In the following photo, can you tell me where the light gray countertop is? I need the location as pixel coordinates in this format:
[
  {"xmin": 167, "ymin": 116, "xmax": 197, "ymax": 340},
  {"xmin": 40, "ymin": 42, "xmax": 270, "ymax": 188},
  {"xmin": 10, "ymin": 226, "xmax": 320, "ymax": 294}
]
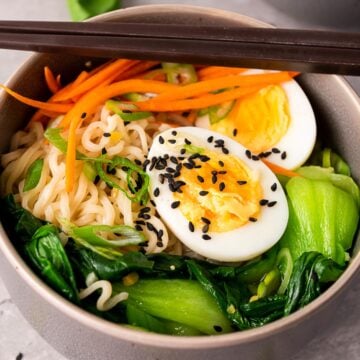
[{"xmin": 0, "ymin": 1, "xmax": 359, "ymax": 360}]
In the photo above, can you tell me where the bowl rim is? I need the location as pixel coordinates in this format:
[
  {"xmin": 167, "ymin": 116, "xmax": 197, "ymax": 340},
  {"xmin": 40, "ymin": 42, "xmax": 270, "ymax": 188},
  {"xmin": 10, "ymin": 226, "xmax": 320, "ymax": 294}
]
[{"xmin": 1, "ymin": 3, "xmax": 360, "ymax": 350}]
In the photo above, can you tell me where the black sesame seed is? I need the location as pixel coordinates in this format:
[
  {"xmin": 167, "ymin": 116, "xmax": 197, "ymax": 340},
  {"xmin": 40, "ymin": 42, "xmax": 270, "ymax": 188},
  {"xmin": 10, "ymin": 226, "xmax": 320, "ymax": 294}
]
[
  {"xmin": 135, "ymin": 220, "xmax": 145, "ymax": 225},
  {"xmin": 146, "ymin": 222, "xmax": 156, "ymax": 232},
  {"xmin": 202, "ymin": 224, "xmax": 209, "ymax": 233},
  {"xmin": 176, "ymin": 163, "xmax": 183, "ymax": 171},
  {"xmin": 268, "ymin": 201, "xmax": 277, "ymax": 207},
  {"xmin": 232, "ymin": 128, "xmax": 238, "ymax": 136},
  {"xmin": 218, "ymin": 160, "xmax": 225, "ymax": 167},
  {"xmin": 194, "ymin": 164, "xmax": 202, "ymax": 169},
  {"xmin": 149, "ymin": 157, "xmax": 157, "ymax": 171},
  {"xmin": 140, "ymin": 207, "xmax": 151, "ymax": 213},
  {"xmin": 139, "ymin": 213, "xmax": 151, "ymax": 220},
  {"xmin": 168, "ymin": 139, "xmax": 176, "ymax": 144},
  {"xmin": 222, "ymin": 147, "xmax": 230, "ymax": 154},
  {"xmin": 189, "ymin": 153, "xmax": 200, "ymax": 160},
  {"xmin": 184, "ymin": 162, "xmax": 194, "ymax": 169},
  {"xmin": 213, "ymin": 325, "xmax": 223, "ymax": 333},
  {"xmin": 166, "ymin": 167, "xmax": 176, "ymax": 173},
  {"xmin": 201, "ymin": 217, "xmax": 211, "ymax": 224},
  {"xmin": 259, "ymin": 199, "xmax": 269, "ymax": 206},
  {"xmin": 251, "ymin": 155, "xmax": 260, "ymax": 161},
  {"xmin": 271, "ymin": 183, "xmax": 277, "ymax": 192},
  {"xmin": 245, "ymin": 149, "xmax": 252, "ymax": 159},
  {"xmin": 219, "ymin": 182, "xmax": 226, "ymax": 191},
  {"xmin": 81, "ymin": 112, "xmax": 87, "ymax": 119},
  {"xmin": 153, "ymin": 187, "xmax": 160, "ymax": 197},
  {"xmin": 178, "ymin": 156, "xmax": 185, "ymax": 161},
  {"xmin": 237, "ymin": 180, "xmax": 247, "ymax": 185},
  {"xmin": 197, "ymin": 175, "xmax": 205, "ymax": 183},
  {"xmin": 174, "ymin": 180, "xmax": 186, "ymax": 189},
  {"xmin": 170, "ymin": 156, "xmax": 178, "ymax": 165},
  {"xmin": 135, "ymin": 225, "xmax": 143, "ymax": 231},
  {"xmin": 168, "ymin": 183, "xmax": 176, "ymax": 192},
  {"xmin": 272, "ymin": 147, "xmax": 281, "ymax": 154},
  {"xmin": 202, "ymin": 234, "xmax": 212, "ymax": 240},
  {"xmin": 171, "ymin": 130, "xmax": 177, "ymax": 136},
  {"xmin": 184, "ymin": 138, "xmax": 191, "ymax": 145},
  {"xmin": 101, "ymin": 148, "xmax": 107, "ymax": 155},
  {"xmin": 171, "ymin": 201, "xmax": 181, "ymax": 209},
  {"xmin": 150, "ymin": 199, "xmax": 156, "ymax": 207},
  {"xmin": 158, "ymin": 229, "xmax": 164, "ymax": 239},
  {"xmin": 281, "ymin": 151, "xmax": 287, "ymax": 160},
  {"xmin": 199, "ymin": 190, "xmax": 209, "ymax": 196},
  {"xmin": 159, "ymin": 136, "xmax": 165, "ymax": 144},
  {"xmin": 180, "ymin": 148, "xmax": 186, "ymax": 155},
  {"xmin": 207, "ymin": 136, "xmax": 214, "ymax": 143},
  {"xmin": 189, "ymin": 221, "xmax": 195, "ymax": 232},
  {"xmin": 94, "ymin": 175, "xmax": 100, "ymax": 185},
  {"xmin": 134, "ymin": 159, "xmax": 142, "ymax": 166},
  {"xmin": 103, "ymin": 132, "xmax": 111, "ymax": 137},
  {"xmin": 215, "ymin": 139, "xmax": 225, "ymax": 146},
  {"xmin": 218, "ymin": 170, "xmax": 227, "ymax": 175},
  {"xmin": 212, "ymin": 174, "xmax": 218, "ymax": 184},
  {"xmin": 163, "ymin": 154, "xmax": 169, "ymax": 160},
  {"xmin": 156, "ymin": 241, "xmax": 164, "ymax": 247},
  {"xmin": 159, "ymin": 174, "xmax": 165, "ymax": 184},
  {"xmin": 200, "ymin": 155, "xmax": 211, "ymax": 162},
  {"xmin": 249, "ymin": 217, "xmax": 258, "ymax": 222},
  {"xmin": 142, "ymin": 159, "xmax": 150, "ymax": 170}
]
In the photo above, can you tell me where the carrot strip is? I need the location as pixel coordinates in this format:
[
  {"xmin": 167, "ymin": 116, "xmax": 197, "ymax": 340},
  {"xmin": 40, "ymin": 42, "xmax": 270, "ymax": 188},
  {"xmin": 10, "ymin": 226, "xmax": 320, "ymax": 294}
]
[
  {"xmin": 135, "ymin": 85, "xmax": 262, "ymax": 112},
  {"xmin": 198, "ymin": 66, "xmax": 247, "ymax": 80},
  {"xmin": 0, "ymin": 85, "xmax": 72, "ymax": 113},
  {"xmin": 262, "ymin": 160, "xmax": 300, "ymax": 177},
  {"xmin": 187, "ymin": 110, "xmax": 197, "ymax": 124},
  {"xmin": 53, "ymin": 59, "xmax": 138, "ymax": 102},
  {"xmin": 139, "ymin": 68, "xmax": 166, "ymax": 81},
  {"xmin": 152, "ymin": 72, "xmax": 295, "ymax": 103},
  {"xmin": 114, "ymin": 61, "xmax": 159, "ymax": 81},
  {"xmin": 44, "ymin": 66, "xmax": 60, "ymax": 94}
]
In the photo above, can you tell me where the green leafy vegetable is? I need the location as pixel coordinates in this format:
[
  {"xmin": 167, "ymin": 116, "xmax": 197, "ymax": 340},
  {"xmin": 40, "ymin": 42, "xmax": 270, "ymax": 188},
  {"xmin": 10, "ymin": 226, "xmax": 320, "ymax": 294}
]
[
  {"xmin": 275, "ymin": 248, "xmax": 293, "ymax": 295},
  {"xmin": 68, "ymin": 243, "xmax": 153, "ymax": 281},
  {"xmin": 25, "ymin": 224, "xmax": 78, "ymax": 302},
  {"xmin": 67, "ymin": 0, "xmax": 121, "ymax": 21},
  {"xmin": 1, "ymin": 194, "xmax": 46, "ymax": 242},
  {"xmin": 284, "ymin": 252, "xmax": 345, "ymax": 315},
  {"xmin": 23, "ymin": 158, "xmax": 44, "ymax": 192},
  {"xmin": 280, "ymin": 176, "xmax": 359, "ymax": 264},
  {"xmin": 162, "ymin": 63, "xmax": 198, "ymax": 85},
  {"xmin": 114, "ymin": 279, "xmax": 232, "ymax": 335}
]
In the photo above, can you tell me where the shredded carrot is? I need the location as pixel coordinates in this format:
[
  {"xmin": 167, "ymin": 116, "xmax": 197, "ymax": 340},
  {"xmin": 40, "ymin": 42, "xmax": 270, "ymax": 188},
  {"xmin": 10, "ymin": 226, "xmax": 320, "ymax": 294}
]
[
  {"xmin": 262, "ymin": 160, "xmax": 300, "ymax": 177},
  {"xmin": 53, "ymin": 59, "xmax": 138, "ymax": 102},
  {"xmin": 114, "ymin": 61, "xmax": 159, "ymax": 81},
  {"xmin": 150, "ymin": 71, "xmax": 296, "ymax": 103},
  {"xmin": 0, "ymin": 85, "xmax": 72, "ymax": 113},
  {"xmin": 198, "ymin": 66, "xmax": 247, "ymax": 80},
  {"xmin": 44, "ymin": 66, "xmax": 60, "ymax": 94},
  {"xmin": 135, "ymin": 85, "xmax": 262, "ymax": 112},
  {"xmin": 187, "ymin": 110, "xmax": 198, "ymax": 124},
  {"xmin": 139, "ymin": 68, "xmax": 166, "ymax": 81}
]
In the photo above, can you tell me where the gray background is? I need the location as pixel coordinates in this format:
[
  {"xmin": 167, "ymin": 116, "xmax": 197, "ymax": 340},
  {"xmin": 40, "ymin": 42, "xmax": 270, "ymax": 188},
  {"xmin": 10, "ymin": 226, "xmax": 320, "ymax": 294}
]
[{"xmin": 0, "ymin": 1, "xmax": 359, "ymax": 359}]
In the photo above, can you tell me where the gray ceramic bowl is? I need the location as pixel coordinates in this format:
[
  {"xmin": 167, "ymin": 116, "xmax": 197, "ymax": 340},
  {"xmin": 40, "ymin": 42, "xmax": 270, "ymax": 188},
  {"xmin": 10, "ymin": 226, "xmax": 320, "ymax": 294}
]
[{"xmin": 0, "ymin": 5, "xmax": 360, "ymax": 360}]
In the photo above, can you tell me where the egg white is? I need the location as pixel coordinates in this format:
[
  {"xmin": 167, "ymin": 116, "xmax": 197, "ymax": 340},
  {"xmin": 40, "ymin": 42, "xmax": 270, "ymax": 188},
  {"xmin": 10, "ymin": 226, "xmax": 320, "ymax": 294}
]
[
  {"xmin": 146, "ymin": 127, "xmax": 289, "ymax": 262},
  {"xmin": 196, "ymin": 71, "xmax": 316, "ymax": 170}
]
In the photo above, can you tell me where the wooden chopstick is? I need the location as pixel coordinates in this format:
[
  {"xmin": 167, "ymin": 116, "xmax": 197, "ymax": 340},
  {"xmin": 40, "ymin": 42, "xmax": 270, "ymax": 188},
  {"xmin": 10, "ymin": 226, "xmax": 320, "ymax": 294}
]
[{"xmin": 0, "ymin": 21, "xmax": 359, "ymax": 75}]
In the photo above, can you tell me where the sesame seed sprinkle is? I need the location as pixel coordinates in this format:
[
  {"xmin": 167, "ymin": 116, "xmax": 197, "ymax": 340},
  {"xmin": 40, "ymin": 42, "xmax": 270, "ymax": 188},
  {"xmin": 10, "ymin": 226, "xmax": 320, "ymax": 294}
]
[
  {"xmin": 101, "ymin": 148, "xmax": 107, "ymax": 155},
  {"xmin": 159, "ymin": 136, "xmax": 165, "ymax": 144},
  {"xmin": 197, "ymin": 175, "xmax": 205, "ymax": 183},
  {"xmin": 171, "ymin": 201, "xmax": 181, "ymax": 209},
  {"xmin": 245, "ymin": 150, "xmax": 252, "ymax": 159},
  {"xmin": 232, "ymin": 128, "xmax": 238, "ymax": 136},
  {"xmin": 251, "ymin": 155, "xmax": 260, "ymax": 161},
  {"xmin": 135, "ymin": 225, "xmax": 143, "ymax": 231},
  {"xmin": 249, "ymin": 217, "xmax": 258, "ymax": 222},
  {"xmin": 207, "ymin": 136, "xmax": 214, "ymax": 143},
  {"xmin": 259, "ymin": 199, "xmax": 269, "ymax": 206},
  {"xmin": 219, "ymin": 182, "xmax": 226, "ymax": 191},
  {"xmin": 171, "ymin": 130, "xmax": 177, "ymax": 136},
  {"xmin": 202, "ymin": 234, "xmax": 212, "ymax": 240},
  {"xmin": 185, "ymin": 138, "xmax": 191, "ymax": 145},
  {"xmin": 271, "ymin": 183, "xmax": 277, "ymax": 192},
  {"xmin": 81, "ymin": 112, "xmax": 87, "ymax": 119},
  {"xmin": 272, "ymin": 147, "xmax": 281, "ymax": 154},
  {"xmin": 202, "ymin": 224, "xmax": 209, "ymax": 233},
  {"xmin": 103, "ymin": 132, "xmax": 111, "ymax": 137},
  {"xmin": 201, "ymin": 217, "xmax": 211, "ymax": 224},
  {"xmin": 281, "ymin": 151, "xmax": 287, "ymax": 160},
  {"xmin": 213, "ymin": 325, "xmax": 223, "ymax": 332},
  {"xmin": 168, "ymin": 139, "xmax": 176, "ymax": 144},
  {"xmin": 237, "ymin": 180, "xmax": 247, "ymax": 185},
  {"xmin": 268, "ymin": 201, "xmax": 277, "ymax": 207},
  {"xmin": 199, "ymin": 190, "xmax": 209, "ymax": 196},
  {"xmin": 153, "ymin": 187, "xmax": 160, "ymax": 197},
  {"xmin": 146, "ymin": 222, "xmax": 156, "ymax": 232},
  {"xmin": 218, "ymin": 160, "xmax": 225, "ymax": 167},
  {"xmin": 189, "ymin": 221, "xmax": 195, "ymax": 232},
  {"xmin": 157, "ymin": 241, "xmax": 164, "ymax": 247},
  {"xmin": 212, "ymin": 174, "xmax": 218, "ymax": 184}
]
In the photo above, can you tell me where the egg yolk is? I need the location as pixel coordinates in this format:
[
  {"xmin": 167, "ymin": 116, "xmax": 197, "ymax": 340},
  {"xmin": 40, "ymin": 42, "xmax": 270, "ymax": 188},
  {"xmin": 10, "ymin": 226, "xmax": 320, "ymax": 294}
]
[
  {"xmin": 174, "ymin": 150, "xmax": 263, "ymax": 232},
  {"xmin": 211, "ymin": 85, "xmax": 290, "ymax": 154}
]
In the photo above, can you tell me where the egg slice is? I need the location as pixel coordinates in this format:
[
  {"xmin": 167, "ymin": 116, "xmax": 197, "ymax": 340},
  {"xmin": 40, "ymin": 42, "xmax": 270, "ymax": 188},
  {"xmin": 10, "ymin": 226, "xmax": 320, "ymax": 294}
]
[
  {"xmin": 146, "ymin": 127, "xmax": 289, "ymax": 262},
  {"xmin": 195, "ymin": 72, "xmax": 316, "ymax": 170}
]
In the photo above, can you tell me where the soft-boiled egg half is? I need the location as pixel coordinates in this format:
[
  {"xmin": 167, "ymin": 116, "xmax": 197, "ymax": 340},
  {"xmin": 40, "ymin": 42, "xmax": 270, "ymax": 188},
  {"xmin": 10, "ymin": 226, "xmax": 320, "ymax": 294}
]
[
  {"xmin": 195, "ymin": 71, "xmax": 316, "ymax": 170},
  {"xmin": 146, "ymin": 127, "xmax": 289, "ymax": 262}
]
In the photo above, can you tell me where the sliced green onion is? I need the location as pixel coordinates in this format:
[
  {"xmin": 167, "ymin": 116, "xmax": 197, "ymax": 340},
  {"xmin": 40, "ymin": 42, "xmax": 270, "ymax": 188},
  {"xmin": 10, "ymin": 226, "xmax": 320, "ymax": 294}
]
[
  {"xmin": 123, "ymin": 93, "xmax": 149, "ymax": 102},
  {"xmin": 162, "ymin": 63, "xmax": 197, "ymax": 85},
  {"xmin": 184, "ymin": 144, "xmax": 205, "ymax": 155},
  {"xmin": 208, "ymin": 100, "xmax": 235, "ymax": 125},
  {"xmin": 106, "ymin": 100, "xmax": 152, "ymax": 122},
  {"xmin": 71, "ymin": 224, "xmax": 146, "ymax": 248},
  {"xmin": 256, "ymin": 268, "xmax": 281, "ymax": 299},
  {"xmin": 23, "ymin": 158, "xmax": 44, "ymax": 192},
  {"xmin": 276, "ymin": 248, "xmax": 293, "ymax": 295}
]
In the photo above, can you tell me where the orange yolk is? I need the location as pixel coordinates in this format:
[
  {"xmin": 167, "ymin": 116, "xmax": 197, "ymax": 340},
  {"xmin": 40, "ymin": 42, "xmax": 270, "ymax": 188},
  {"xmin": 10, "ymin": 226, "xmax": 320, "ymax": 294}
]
[
  {"xmin": 174, "ymin": 150, "xmax": 263, "ymax": 232},
  {"xmin": 211, "ymin": 85, "xmax": 290, "ymax": 154}
]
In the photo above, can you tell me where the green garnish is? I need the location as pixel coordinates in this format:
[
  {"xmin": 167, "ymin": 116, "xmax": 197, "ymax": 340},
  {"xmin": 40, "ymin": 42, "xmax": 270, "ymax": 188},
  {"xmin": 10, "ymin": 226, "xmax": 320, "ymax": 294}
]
[{"xmin": 23, "ymin": 158, "xmax": 44, "ymax": 192}]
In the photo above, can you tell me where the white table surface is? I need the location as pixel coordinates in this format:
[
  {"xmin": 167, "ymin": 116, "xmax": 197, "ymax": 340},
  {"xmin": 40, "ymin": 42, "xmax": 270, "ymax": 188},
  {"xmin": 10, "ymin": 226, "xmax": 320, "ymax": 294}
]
[{"xmin": 0, "ymin": 1, "xmax": 359, "ymax": 360}]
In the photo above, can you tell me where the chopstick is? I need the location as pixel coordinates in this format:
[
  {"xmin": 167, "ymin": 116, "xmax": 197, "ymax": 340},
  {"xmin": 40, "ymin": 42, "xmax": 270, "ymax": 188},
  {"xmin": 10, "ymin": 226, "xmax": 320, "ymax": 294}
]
[{"xmin": 0, "ymin": 21, "xmax": 359, "ymax": 75}]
